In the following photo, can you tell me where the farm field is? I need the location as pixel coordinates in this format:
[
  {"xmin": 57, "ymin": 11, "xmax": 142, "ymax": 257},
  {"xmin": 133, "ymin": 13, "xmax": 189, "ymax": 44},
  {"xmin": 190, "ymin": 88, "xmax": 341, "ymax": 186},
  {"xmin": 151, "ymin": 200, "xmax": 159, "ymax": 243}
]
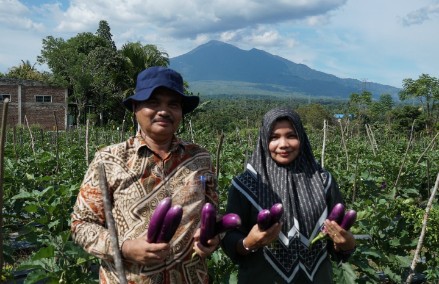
[{"xmin": 1, "ymin": 98, "xmax": 438, "ymax": 284}]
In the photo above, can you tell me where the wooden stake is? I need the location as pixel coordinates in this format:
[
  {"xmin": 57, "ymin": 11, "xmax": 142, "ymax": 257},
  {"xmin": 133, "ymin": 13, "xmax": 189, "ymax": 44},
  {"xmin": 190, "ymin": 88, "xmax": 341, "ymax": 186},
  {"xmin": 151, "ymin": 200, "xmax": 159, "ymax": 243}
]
[
  {"xmin": 321, "ymin": 119, "xmax": 327, "ymax": 168},
  {"xmin": 405, "ymin": 172, "xmax": 439, "ymax": 284},
  {"xmin": 98, "ymin": 162, "xmax": 128, "ymax": 284},
  {"xmin": 216, "ymin": 132, "xmax": 225, "ymax": 178},
  {"xmin": 24, "ymin": 115, "xmax": 35, "ymax": 155},
  {"xmin": 0, "ymin": 98, "xmax": 10, "ymax": 279}
]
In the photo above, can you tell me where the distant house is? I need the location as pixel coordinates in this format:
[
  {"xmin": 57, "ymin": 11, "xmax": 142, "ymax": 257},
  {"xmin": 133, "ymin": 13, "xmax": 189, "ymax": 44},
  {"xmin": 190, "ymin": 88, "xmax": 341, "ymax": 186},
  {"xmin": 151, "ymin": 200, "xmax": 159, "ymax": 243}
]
[{"xmin": 0, "ymin": 78, "xmax": 68, "ymax": 130}]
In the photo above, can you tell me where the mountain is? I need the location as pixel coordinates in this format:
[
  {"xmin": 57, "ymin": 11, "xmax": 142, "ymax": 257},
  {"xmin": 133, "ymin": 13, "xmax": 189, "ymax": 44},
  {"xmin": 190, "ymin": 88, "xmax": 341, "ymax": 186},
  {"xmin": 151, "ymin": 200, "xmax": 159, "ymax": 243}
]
[{"xmin": 170, "ymin": 40, "xmax": 400, "ymax": 99}]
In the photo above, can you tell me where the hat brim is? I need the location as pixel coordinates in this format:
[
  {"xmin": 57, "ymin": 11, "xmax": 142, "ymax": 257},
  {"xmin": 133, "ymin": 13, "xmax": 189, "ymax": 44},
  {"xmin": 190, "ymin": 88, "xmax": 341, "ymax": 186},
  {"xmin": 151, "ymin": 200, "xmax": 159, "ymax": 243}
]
[{"xmin": 123, "ymin": 87, "xmax": 200, "ymax": 114}]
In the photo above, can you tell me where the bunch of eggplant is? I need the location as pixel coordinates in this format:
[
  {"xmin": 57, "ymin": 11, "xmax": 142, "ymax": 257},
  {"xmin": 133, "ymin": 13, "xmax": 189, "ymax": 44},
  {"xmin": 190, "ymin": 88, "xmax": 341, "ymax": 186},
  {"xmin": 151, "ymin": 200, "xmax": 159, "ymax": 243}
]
[
  {"xmin": 310, "ymin": 203, "xmax": 357, "ymax": 245},
  {"xmin": 147, "ymin": 197, "xmax": 183, "ymax": 243},
  {"xmin": 257, "ymin": 203, "xmax": 284, "ymax": 230},
  {"xmin": 200, "ymin": 203, "xmax": 242, "ymax": 246}
]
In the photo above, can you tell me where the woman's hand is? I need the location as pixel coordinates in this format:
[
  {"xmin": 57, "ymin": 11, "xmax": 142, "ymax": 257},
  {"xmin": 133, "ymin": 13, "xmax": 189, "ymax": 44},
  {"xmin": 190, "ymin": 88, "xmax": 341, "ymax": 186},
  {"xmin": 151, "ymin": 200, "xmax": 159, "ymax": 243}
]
[
  {"xmin": 121, "ymin": 236, "xmax": 171, "ymax": 265},
  {"xmin": 324, "ymin": 219, "xmax": 356, "ymax": 252},
  {"xmin": 239, "ymin": 222, "xmax": 282, "ymax": 254},
  {"xmin": 192, "ymin": 228, "xmax": 220, "ymax": 258}
]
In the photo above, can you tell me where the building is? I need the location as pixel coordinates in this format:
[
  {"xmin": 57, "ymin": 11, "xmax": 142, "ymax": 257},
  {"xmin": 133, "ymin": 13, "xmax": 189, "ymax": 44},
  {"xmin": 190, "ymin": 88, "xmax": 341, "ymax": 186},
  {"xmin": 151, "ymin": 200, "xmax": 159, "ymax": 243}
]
[{"xmin": 0, "ymin": 78, "xmax": 68, "ymax": 130}]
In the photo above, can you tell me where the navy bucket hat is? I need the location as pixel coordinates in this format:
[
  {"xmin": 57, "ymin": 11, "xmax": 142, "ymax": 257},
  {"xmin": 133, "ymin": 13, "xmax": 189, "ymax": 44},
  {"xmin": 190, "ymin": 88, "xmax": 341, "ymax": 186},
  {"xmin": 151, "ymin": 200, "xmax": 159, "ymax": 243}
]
[{"xmin": 123, "ymin": 66, "xmax": 199, "ymax": 114}]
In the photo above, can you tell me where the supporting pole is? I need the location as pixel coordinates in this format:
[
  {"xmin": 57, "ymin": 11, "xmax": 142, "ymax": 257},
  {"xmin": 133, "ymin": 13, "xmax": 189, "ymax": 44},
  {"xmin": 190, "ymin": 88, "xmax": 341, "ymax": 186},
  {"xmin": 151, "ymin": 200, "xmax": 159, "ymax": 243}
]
[
  {"xmin": 98, "ymin": 163, "xmax": 128, "ymax": 284},
  {"xmin": 0, "ymin": 98, "xmax": 10, "ymax": 279}
]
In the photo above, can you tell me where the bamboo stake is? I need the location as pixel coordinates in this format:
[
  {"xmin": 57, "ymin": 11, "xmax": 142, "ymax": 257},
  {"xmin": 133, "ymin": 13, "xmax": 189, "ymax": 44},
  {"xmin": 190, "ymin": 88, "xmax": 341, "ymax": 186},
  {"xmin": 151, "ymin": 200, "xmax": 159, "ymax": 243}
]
[
  {"xmin": 189, "ymin": 119, "xmax": 195, "ymax": 143},
  {"xmin": 12, "ymin": 126, "xmax": 17, "ymax": 159},
  {"xmin": 120, "ymin": 118, "xmax": 126, "ymax": 143},
  {"xmin": 53, "ymin": 111, "xmax": 59, "ymax": 173},
  {"xmin": 98, "ymin": 162, "xmax": 128, "ymax": 284},
  {"xmin": 24, "ymin": 115, "xmax": 35, "ymax": 155},
  {"xmin": 365, "ymin": 124, "xmax": 376, "ymax": 156},
  {"xmin": 321, "ymin": 119, "xmax": 327, "ymax": 168},
  {"xmin": 86, "ymin": 119, "xmax": 90, "ymax": 165},
  {"xmin": 393, "ymin": 121, "xmax": 415, "ymax": 198},
  {"xmin": 415, "ymin": 131, "xmax": 439, "ymax": 166},
  {"xmin": 216, "ymin": 132, "xmax": 225, "ymax": 178},
  {"xmin": 405, "ymin": 172, "xmax": 439, "ymax": 284},
  {"xmin": 368, "ymin": 124, "xmax": 378, "ymax": 151},
  {"xmin": 338, "ymin": 120, "xmax": 349, "ymax": 171},
  {"xmin": 0, "ymin": 98, "xmax": 10, "ymax": 279}
]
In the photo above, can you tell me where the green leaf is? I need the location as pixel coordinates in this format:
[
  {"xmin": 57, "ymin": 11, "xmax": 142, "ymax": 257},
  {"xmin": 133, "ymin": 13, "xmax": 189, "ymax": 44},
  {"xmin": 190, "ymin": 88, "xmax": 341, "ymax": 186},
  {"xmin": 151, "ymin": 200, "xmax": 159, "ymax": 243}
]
[
  {"xmin": 333, "ymin": 262, "xmax": 357, "ymax": 284},
  {"xmin": 395, "ymin": 255, "xmax": 412, "ymax": 267},
  {"xmin": 26, "ymin": 173, "xmax": 35, "ymax": 180},
  {"xmin": 24, "ymin": 204, "xmax": 39, "ymax": 213},
  {"xmin": 23, "ymin": 269, "xmax": 49, "ymax": 284},
  {"xmin": 31, "ymin": 246, "xmax": 55, "ymax": 260}
]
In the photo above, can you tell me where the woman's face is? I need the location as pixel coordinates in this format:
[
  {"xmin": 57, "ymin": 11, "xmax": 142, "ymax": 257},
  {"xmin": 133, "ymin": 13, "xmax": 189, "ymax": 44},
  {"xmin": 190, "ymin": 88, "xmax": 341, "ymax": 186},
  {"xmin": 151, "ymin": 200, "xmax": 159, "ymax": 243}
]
[{"xmin": 268, "ymin": 119, "xmax": 301, "ymax": 165}]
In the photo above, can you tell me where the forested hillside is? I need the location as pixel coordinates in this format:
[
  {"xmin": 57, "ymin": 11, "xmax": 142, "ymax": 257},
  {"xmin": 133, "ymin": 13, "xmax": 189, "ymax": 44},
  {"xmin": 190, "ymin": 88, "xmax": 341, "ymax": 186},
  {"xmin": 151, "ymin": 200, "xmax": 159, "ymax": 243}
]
[{"xmin": 170, "ymin": 40, "xmax": 401, "ymax": 99}]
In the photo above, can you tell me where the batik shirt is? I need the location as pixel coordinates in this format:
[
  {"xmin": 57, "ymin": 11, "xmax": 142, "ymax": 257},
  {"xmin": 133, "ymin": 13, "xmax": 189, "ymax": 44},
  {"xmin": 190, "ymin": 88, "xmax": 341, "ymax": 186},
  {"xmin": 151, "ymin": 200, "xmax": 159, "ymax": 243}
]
[{"xmin": 71, "ymin": 132, "xmax": 218, "ymax": 284}]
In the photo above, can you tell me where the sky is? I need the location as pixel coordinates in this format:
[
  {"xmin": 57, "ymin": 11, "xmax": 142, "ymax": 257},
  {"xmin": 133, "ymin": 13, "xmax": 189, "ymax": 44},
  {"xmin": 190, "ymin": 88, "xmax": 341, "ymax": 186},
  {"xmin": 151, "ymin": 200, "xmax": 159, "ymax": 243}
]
[{"xmin": 1, "ymin": 0, "xmax": 438, "ymax": 88}]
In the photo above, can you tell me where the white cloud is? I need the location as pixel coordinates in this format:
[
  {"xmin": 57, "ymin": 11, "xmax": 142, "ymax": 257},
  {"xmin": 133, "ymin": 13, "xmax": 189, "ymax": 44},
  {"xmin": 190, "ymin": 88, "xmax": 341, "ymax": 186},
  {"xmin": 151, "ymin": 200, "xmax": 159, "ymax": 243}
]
[
  {"xmin": 0, "ymin": 0, "xmax": 44, "ymax": 30},
  {"xmin": 402, "ymin": 2, "xmax": 439, "ymax": 26},
  {"xmin": 1, "ymin": 0, "xmax": 438, "ymax": 88}
]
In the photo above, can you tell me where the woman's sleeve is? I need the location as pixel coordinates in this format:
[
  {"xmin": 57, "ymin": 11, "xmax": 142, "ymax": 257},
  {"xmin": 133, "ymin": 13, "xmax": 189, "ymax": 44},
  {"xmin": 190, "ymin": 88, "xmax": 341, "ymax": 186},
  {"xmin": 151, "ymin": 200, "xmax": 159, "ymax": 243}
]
[{"xmin": 220, "ymin": 184, "xmax": 253, "ymax": 263}]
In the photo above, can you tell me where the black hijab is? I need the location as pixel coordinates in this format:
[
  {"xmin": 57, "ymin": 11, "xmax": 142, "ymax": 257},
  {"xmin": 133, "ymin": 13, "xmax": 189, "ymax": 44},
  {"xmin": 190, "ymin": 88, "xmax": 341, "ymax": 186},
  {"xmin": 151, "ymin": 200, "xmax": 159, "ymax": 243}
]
[
  {"xmin": 250, "ymin": 107, "xmax": 327, "ymax": 238},
  {"xmin": 233, "ymin": 107, "xmax": 332, "ymax": 282}
]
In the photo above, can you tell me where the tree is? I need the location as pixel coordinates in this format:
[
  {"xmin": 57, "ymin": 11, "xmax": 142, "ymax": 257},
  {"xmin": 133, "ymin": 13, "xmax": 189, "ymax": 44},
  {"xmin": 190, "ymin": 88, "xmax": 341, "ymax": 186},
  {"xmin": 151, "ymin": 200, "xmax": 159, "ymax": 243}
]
[
  {"xmin": 38, "ymin": 22, "xmax": 126, "ymax": 125},
  {"xmin": 96, "ymin": 20, "xmax": 116, "ymax": 51},
  {"xmin": 296, "ymin": 104, "xmax": 333, "ymax": 130},
  {"xmin": 389, "ymin": 105, "xmax": 426, "ymax": 135},
  {"xmin": 370, "ymin": 93, "xmax": 394, "ymax": 124},
  {"xmin": 37, "ymin": 20, "xmax": 171, "ymax": 126},
  {"xmin": 86, "ymin": 46, "xmax": 127, "ymax": 125},
  {"xmin": 349, "ymin": 91, "xmax": 372, "ymax": 123},
  {"xmin": 120, "ymin": 42, "xmax": 169, "ymax": 97},
  {"xmin": 5, "ymin": 60, "xmax": 51, "ymax": 82},
  {"xmin": 399, "ymin": 74, "xmax": 439, "ymax": 130}
]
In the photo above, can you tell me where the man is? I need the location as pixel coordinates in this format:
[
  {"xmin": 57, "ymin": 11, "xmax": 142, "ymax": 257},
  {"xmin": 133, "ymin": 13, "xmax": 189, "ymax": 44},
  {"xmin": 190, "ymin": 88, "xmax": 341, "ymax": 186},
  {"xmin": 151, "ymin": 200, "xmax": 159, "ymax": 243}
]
[{"xmin": 71, "ymin": 66, "xmax": 219, "ymax": 283}]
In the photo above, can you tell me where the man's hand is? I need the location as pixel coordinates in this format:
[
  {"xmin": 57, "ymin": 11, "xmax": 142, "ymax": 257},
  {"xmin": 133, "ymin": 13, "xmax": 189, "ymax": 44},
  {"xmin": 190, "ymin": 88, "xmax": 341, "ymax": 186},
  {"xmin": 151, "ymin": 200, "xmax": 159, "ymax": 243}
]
[{"xmin": 121, "ymin": 236, "xmax": 171, "ymax": 265}]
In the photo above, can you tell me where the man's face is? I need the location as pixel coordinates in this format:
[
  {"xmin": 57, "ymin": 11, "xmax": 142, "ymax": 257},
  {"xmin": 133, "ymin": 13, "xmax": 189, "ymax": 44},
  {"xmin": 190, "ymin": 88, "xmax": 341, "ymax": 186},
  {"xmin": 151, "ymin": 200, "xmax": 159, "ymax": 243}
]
[{"xmin": 134, "ymin": 88, "xmax": 183, "ymax": 141}]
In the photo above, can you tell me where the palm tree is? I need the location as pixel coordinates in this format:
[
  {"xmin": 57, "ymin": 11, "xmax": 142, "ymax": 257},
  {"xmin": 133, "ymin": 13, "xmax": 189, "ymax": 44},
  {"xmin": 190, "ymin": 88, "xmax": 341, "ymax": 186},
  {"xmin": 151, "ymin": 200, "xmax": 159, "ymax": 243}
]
[
  {"xmin": 120, "ymin": 42, "xmax": 169, "ymax": 97},
  {"xmin": 6, "ymin": 60, "xmax": 49, "ymax": 81}
]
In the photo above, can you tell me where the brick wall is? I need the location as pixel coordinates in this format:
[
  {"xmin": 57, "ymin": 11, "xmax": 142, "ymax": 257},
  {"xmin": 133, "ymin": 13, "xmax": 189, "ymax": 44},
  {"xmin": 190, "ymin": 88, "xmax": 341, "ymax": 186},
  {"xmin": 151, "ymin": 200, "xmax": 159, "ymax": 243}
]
[{"xmin": 0, "ymin": 79, "xmax": 68, "ymax": 131}]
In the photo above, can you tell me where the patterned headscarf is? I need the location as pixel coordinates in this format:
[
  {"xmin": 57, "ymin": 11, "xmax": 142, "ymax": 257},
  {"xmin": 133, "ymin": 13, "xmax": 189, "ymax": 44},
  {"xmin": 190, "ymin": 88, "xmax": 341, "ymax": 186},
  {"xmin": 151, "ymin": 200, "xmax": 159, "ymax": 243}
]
[{"xmin": 233, "ymin": 107, "xmax": 331, "ymax": 282}]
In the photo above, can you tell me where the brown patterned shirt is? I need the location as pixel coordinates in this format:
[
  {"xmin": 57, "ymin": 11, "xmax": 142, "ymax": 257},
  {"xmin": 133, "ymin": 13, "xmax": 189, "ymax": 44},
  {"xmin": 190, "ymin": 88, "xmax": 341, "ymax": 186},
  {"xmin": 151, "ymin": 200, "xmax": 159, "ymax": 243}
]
[{"xmin": 71, "ymin": 132, "xmax": 218, "ymax": 283}]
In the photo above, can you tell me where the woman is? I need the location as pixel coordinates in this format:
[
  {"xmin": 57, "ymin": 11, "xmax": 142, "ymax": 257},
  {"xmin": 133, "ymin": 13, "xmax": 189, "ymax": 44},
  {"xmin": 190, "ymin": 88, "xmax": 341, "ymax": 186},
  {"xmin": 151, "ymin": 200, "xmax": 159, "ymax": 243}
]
[{"xmin": 221, "ymin": 107, "xmax": 356, "ymax": 283}]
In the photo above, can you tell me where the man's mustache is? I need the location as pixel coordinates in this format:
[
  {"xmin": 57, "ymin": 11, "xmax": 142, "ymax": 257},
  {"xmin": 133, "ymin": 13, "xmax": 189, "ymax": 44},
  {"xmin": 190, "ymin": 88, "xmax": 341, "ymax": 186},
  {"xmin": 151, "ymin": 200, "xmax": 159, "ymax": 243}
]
[{"xmin": 153, "ymin": 117, "xmax": 174, "ymax": 124}]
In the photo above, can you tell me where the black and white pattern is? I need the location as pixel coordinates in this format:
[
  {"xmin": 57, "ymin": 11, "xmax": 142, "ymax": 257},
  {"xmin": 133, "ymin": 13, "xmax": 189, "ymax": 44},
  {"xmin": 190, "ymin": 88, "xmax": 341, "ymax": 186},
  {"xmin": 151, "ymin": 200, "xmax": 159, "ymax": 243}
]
[{"xmin": 233, "ymin": 107, "xmax": 333, "ymax": 282}]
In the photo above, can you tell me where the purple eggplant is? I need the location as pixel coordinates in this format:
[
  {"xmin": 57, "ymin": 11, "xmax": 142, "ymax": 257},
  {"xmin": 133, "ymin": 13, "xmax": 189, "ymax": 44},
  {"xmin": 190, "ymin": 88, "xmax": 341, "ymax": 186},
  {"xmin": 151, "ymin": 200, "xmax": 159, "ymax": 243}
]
[
  {"xmin": 214, "ymin": 213, "xmax": 242, "ymax": 234},
  {"xmin": 200, "ymin": 203, "xmax": 216, "ymax": 246},
  {"xmin": 269, "ymin": 203, "xmax": 284, "ymax": 225},
  {"xmin": 311, "ymin": 206, "xmax": 357, "ymax": 246},
  {"xmin": 156, "ymin": 205, "xmax": 183, "ymax": 243},
  {"xmin": 328, "ymin": 203, "xmax": 345, "ymax": 224},
  {"xmin": 340, "ymin": 209, "xmax": 357, "ymax": 231},
  {"xmin": 147, "ymin": 197, "xmax": 172, "ymax": 243},
  {"xmin": 257, "ymin": 209, "xmax": 272, "ymax": 231}
]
